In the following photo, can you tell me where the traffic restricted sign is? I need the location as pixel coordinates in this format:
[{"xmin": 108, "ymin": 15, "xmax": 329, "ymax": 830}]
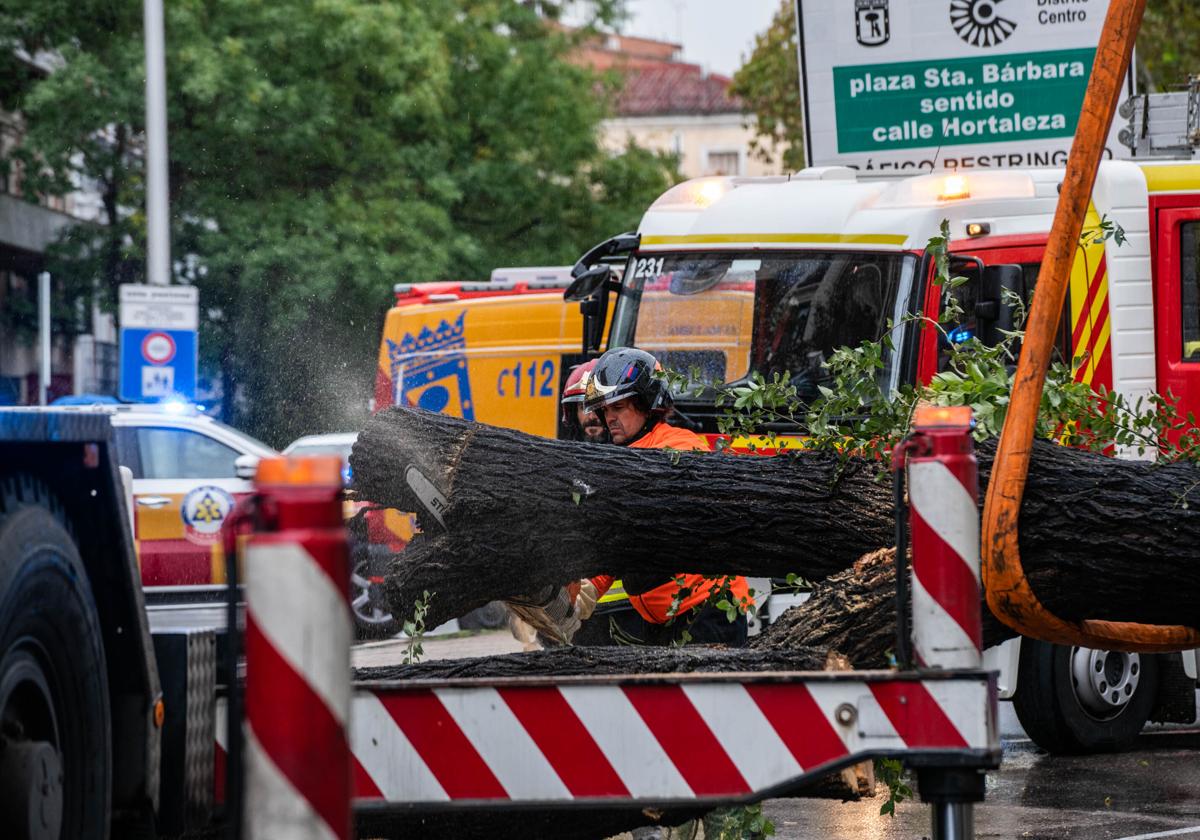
[
  {"xmin": 119, "ymin": 284, "xmax": 199, "ymax": 402},
  {"xmin": 141, "ymin": 331, "xmax": 177, "ymax": 365}
]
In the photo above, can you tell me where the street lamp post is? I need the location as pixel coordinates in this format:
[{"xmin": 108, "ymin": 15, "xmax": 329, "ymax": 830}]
[{"xmin": 143, "ymin": 0, "xmax": 170, "ymax": 286}]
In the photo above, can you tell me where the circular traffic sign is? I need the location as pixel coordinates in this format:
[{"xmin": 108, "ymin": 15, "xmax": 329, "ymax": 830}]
[{"xmin": 141, "ymin": 331, "xmax": 177, "ymax": 365}]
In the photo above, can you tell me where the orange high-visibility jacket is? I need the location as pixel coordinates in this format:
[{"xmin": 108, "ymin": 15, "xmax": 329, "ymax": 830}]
[{"xmin": 593, "ymin": 421, "xmax": 751, "ymax": 624}]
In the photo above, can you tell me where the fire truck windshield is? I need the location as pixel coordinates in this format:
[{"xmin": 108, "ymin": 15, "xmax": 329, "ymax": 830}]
[{"xmin": 609, "ymin": 251, "xmax": 916, "ymax": 402}]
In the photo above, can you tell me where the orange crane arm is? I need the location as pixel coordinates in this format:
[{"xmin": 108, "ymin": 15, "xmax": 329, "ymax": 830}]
[{"xmin": 980, "ymin": 0, "xmax": 1200, "ymax": 653}]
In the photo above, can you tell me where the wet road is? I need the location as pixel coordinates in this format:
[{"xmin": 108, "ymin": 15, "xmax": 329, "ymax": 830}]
[{"xmin": 764, "ymin": 730, "xmax": 1200, "ymax": 840}]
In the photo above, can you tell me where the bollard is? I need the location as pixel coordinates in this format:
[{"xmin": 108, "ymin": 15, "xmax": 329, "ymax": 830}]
[
  {"xmin": 901, "ymin": 406, "xmax": 987, "ymax": 840},
  {"xmin": 906, "ymin": 405, "xmax": 982, "ymax": 670},
  {"xmin": 242, "ymin": 456, "xmax": 351, "ymax": 840}
]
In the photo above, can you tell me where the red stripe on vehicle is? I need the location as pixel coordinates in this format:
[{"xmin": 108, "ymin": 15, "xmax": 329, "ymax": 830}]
[
  {"xmin": 1071, "ymin": 257, "xmax": 1108, "ymax": 349},
  {"xmin": 908, "ymin": 508, "xmax": 983, "ymax": 649},
  {"xmin": 745, "ymin": 684, "xmax": 849, "ymax": 769},
  {"xmin": 1092, "ymin": 337, "xmax": 1114, "ymax": 392},
  {"xmin": 623, "ymin": 685, "xmax": 750, "ymax": 796},
  {"xmin": 869, "ymin": 682, "xmax": 968, "ymax": 748},
  {"xmin": 376, "ymin": 690, "xmax": 507, "ymax": 799},
  {"xmin": 139, "ymin": 543, "xmax": 214, "ymax": 585},
  {"xmin": 498, "ymin": 686, "xmax": 629, "ymax": 798},
  {"xmin": 244, "ymin": 616, "xmax": 350, "ymax": 838}
]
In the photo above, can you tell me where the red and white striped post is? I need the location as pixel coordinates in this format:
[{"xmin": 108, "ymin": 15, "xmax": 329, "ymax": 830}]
[
  {"xmin": 243, "ymin": 456, "xmax": 352, "ymax": 840},
  {"xmin": 906, "ymin": 406, "xmax": 982, "ymax": 670}
]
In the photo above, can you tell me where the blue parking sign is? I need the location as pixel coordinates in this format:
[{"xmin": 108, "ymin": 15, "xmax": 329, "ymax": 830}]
[{"xmin": 119, "ymin": 327, "xmax": 198, "ymax": 402}]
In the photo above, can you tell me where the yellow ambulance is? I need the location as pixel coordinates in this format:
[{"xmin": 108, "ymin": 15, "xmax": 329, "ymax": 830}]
[{"xmin": 374, "ymin": 267, "xmax": 595, "ymax": 437}]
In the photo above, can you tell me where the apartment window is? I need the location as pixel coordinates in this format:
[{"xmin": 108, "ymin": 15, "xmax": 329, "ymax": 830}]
[{"xmin": 706, "ymin": 150, "xmax": 741, "ymax": 176}]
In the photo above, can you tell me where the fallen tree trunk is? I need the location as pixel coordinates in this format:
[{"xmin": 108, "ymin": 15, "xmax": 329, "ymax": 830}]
[
  {"xmin": 351, "ymin": 407, "xmax": 1200, "ymax": 633},
  {"xmin": 751, "ymin": 548, "xmax": 1016, "ymax": 668},
  {"xmin": 351, "ymin": 407, "xmax": 893, "ymax": 626},
  {"xmin": 355, "ymin": 645, "xmax": 835, "ymax": 682}
]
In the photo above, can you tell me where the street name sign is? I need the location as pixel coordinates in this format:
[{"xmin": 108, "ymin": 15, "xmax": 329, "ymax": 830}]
[
  {"xmin": 796, "ymin": 0, "xmax": 1133, "ymax": 172},
  {"xmin": 119, "ymin": 284, "xmax": 199, "ymax": 402}
]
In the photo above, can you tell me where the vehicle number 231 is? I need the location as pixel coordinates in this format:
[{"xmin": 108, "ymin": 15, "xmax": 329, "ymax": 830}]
[
  {"xmin": 632, "ymin": 257, "xmax": 665, "ymax": 279},
  {"xmin": 497, "ymin": 359, "xmax": 555, "ymax": 398}
]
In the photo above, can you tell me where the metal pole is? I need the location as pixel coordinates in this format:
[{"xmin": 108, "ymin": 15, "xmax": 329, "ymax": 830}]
[
  {"xmin": 38, "ymin": 271, "xmax": 51, "ymax": 405},
  {"xmin": 930, "ymin": 801, "xmax": 975, "ymax": 840},
  {"xmin": 143, "ymin": 0, "xmax": 171, "ymax": 286}
]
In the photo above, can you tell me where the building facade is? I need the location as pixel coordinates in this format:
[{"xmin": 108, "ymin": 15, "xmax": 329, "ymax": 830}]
[
  {"xmin": 0, "ymin": 103, "xmax": 114, "ymax": 405},
  {"xmin": 575, "ymin": 32, "xmax": 778, "ymax": 179}
]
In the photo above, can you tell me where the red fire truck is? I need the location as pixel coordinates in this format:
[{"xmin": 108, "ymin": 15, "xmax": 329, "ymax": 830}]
[{"xmin": 563, "ymin": 135, "xmax": 1200, "ymax": 753}]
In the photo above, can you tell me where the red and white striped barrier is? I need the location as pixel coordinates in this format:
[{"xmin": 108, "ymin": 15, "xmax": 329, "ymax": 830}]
[
  {"xmin": 242, "ymin": 457, "xmax": 352, "ymax": 840},
  {"xmin": 906, "ymin": 407, "xmax": 983, "ymax": 670},
  {"xmin": 219, "ymin": 674, "xmax": 993, "ymax": 805},
  {"xmin": 348, "ymin": 677, "xmax": 990, "ymax": 802}
]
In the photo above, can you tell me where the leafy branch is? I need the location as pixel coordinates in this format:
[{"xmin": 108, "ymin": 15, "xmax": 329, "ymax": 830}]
[{"xmin": 402, "ymin": 589, "xmax": 434, "ymax": 664}]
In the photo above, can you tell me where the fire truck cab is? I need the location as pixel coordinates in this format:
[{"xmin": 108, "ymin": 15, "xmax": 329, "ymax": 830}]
[{"xmin": 569, "ymin": 157, "xmax": 1200, "ymax": 754}]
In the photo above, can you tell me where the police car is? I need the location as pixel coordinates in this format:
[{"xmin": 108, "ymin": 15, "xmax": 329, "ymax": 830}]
[{"xmin": 55, "ymin": 402, "xmax": 277, "ymax": 588}]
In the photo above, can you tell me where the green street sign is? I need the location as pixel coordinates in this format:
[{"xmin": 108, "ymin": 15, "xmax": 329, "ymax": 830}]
[{"xmin": 833, "ymin": 48, "xmax": 1092, "ymax": 153}]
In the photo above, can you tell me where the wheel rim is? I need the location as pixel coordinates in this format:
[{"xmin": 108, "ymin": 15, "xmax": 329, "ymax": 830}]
[
  {"xmin": 0, "ymin": 645, "xmax": 65, "ymax": 840},
  {"xmin": 1070, "ymin": 646, "xmax": 1141, "ymax": 719},
  {"xmin": 350, "ymin": 562, "xmax": 394, "ymax": 628}
]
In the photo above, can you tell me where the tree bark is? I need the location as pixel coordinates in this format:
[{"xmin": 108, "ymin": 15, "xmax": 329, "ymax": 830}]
[
  {"xmin": 355, "ymin": 645, "xmax": 835, "ymax": 682},
  {"xmin": 750, "ymin": 548, "xmax": 1015, "ymax": 668},
  {"xmin": 350, "ymin": 407, "xmax": 1200, "ymax": 635}
]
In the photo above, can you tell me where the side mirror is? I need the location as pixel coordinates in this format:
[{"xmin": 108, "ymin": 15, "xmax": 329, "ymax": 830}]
[
  {"xmin": 564, "ymin": 265, "xmax": 610, "ymax": 302},
  {"xmin": 566, "ymin": 232, "xmax": 641, "ymax": 356},
  {"xmin": 235, "ymin": 454, "xmax": 260, "ymax": 481},
  {"xmin": 570, "ymin": 231, "xmax": 640, "ymax": 279}
]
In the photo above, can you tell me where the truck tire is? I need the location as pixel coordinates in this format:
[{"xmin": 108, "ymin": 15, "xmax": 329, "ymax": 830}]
[
  {"xmin": 0, "ymin": 478, "xmax": 111, "ymax": 839},
  {"xmin": 1013, "ymin": 638, "xmax": 1158, "ymax": 755}
]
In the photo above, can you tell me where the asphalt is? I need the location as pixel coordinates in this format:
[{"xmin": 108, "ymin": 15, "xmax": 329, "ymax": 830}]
[{"xmin": 763, "ymin": 731, "xmax": 1200, "ymax": 840}]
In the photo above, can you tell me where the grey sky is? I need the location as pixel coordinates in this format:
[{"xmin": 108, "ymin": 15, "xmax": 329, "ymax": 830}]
[{"xmin": 620, "ymin": 0, "xmax": 780, "ymax": 77}]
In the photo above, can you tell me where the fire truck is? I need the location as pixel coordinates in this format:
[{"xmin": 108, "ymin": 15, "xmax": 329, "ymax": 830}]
[{"xmin": 564, "ymin": 134, "xmax": 1200, "ymax": 753}]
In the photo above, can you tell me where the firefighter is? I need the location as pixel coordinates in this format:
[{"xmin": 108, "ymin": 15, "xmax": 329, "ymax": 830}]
[
  {"xmin": 559, "ymin": 358, "xmax": 634, "ymax": 644},
  {"xmin": 583, "ymin": 346, "xmax": 751, "ymax": 646},
  {"xmin": 559, "ymin": 360, "xmax": 608, "ymax": 443}
]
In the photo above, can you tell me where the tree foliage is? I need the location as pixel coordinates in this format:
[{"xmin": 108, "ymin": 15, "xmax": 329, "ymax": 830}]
[
  {"xmin": 1139, "ymin": 0, "xmax": 1200, "ymax": 91},
  {"xmin": 728, "ymin": 0, "xmax": 1200, "ymax": 174},
  {"xmin": 1, "ymin": 0, "xmax": 675, "ymax": 443}
]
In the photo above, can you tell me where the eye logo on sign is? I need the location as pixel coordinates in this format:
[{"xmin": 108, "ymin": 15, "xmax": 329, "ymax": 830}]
[
  {"xmin": 950, "ymin": 0, "xmax": 1016, "ymax": 48},
  {"xmin": 855, "ymin": 0, "xmax": 890, "ymax": 47},
  {"xmin": 385, "ymin": 311, "xmax": 475, "ymax": 421},
  {"xmin": 181, "ymin": 485, "xmax": 235, "ymax": 544}
]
